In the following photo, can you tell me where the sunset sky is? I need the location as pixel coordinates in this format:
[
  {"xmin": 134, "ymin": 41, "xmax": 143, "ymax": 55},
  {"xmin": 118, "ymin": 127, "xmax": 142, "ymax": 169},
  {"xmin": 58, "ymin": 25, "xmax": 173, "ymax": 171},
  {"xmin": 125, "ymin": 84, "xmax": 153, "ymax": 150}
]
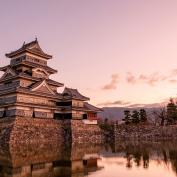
[{"xmin": 0, "ymin": 0, "xmax": 177, "ymax": 107}]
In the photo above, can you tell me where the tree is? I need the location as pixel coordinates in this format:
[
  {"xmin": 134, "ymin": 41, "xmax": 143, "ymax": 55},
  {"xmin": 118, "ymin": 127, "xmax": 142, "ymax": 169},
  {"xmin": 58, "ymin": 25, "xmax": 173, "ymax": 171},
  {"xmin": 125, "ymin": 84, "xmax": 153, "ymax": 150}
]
[
  {"xmin": 152, "ymin": 106, "xmax": 166, "ymax": 126},
  {"xmin": 139, "ymin": 109, "xmax": 147, "ymax": 122},
  {"xmin": 142, "ymin": 151, "xmax": 149, "ymax": 169},
  {"xmin": 104, "ymin": 118, "xmax": 108, "ymax": 124},
  {"xmin": 133, "ymin": 151, "xmax": 141, "ymax": 167},
  {"xmin": 123, "ymin": 110, "xmax": 131, "ymax": 124},
  {"xmin": 166, "ymin": 98, "xmax": 177, "ymax": 125},
  {"xmin": 131, "ymin": 110, "xmax": 140, "ymax": 124}
]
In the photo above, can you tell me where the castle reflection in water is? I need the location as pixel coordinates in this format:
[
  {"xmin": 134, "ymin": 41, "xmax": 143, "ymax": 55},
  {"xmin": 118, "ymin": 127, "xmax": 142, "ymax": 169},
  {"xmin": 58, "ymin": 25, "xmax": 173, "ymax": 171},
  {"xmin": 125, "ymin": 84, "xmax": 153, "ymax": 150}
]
[
  {"xmin": 0, "ymin": 142, "xmax": 103, "ymax": 177},
  {"xmin": 1, "ymin": 142, "xmax": 177, "ymax": 177}
]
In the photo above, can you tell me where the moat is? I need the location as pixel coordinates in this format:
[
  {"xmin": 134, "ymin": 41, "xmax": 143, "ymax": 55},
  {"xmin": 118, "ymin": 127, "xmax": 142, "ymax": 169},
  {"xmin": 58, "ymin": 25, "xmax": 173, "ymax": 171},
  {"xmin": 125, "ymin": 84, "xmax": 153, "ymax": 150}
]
[{"xmin": 1, "ymin": 141, "xmax": 177, "ymax": 177}]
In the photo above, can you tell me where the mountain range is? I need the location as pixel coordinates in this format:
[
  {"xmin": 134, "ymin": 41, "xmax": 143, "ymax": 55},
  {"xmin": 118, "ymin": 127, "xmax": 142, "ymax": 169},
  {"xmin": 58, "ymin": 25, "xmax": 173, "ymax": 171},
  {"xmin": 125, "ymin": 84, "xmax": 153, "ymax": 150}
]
[{"xmin": 98, "ymin": 105, "xmax": 165, "ymax": 122}]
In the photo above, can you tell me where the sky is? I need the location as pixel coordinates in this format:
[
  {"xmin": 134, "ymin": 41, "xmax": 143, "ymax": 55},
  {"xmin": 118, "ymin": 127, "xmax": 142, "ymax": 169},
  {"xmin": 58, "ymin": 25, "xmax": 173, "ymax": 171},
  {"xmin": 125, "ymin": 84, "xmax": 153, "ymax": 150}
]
[{"xmin": 0, "ymin": 0, "xmax": 177, "ymax": 107}]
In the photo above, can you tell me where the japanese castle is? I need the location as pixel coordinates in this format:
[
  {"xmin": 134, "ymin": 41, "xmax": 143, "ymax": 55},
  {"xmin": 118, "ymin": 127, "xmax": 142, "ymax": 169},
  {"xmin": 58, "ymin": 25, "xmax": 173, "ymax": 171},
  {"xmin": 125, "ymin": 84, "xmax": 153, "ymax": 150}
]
[{"xmin": 0, "ymin": 39, "xmax": 101, "ymax": 122}]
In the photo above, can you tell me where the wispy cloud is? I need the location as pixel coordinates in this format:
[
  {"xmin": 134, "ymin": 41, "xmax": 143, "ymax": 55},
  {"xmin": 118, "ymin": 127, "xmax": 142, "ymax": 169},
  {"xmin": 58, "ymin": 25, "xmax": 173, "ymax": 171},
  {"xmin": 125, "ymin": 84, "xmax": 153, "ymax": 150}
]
[
  {"xmin": 170, "ymin": 69, "xmax": 177, "ymax": 76},
  {"xmin": 127, "ymin": 102, "xmax": 165, "ymax": 108},
  {"xmin": 126, "ymin": 72, "xmax": 136, "ymax": 84},
  {"xmin": 126, "ymin": 70, "xmax": 177, "ymax": 86},
  {"xmin": 102, "ymin": 74, "xmax": 119, "ymax": 90},
  {"xmin": 97, "ymin": 101, "xmax": 168, "ymax": 108},
  {"xmin": 168, "ymin": 79, "xmax": 177, "ymax": 84},
  {"xmin": 101, "ymin": 69, "xmax": 177, "ymax": 91},
  {"xmin": 97, "ymin": 100, "xmax": 131, "ymax": 107},
  {"xmin": 97, "ymin": 96, "xmax": 177, "ymax": 108},
  {"xmin": 126, "ymin": 72, "xmax": 165, "ymax": 86},
  {"xmin": 139, "ymin": 72, "xmax": 164, "ymax": 86}
]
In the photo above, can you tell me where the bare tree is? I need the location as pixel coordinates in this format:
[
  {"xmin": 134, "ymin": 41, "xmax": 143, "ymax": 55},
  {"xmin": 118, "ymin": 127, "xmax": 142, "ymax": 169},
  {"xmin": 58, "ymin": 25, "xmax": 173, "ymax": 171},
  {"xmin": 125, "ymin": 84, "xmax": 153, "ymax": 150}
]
[{"xmin": 152, "ymin": 105, "xmax": 167, "ymax": 126}]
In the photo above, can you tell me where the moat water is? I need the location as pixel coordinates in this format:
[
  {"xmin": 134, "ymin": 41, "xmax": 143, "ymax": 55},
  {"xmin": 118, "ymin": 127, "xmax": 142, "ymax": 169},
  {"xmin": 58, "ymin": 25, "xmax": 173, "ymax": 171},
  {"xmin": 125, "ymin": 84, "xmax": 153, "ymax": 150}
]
[{"xmin": 1, "ymin": 141, "xmax": 177, "ymax": 177}]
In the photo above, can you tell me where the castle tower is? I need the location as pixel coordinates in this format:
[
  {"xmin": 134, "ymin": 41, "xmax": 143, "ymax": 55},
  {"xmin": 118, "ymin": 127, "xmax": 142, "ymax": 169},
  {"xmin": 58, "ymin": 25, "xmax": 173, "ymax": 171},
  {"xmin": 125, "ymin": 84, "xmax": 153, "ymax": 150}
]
[
  {"xmin": 0, "ymin": 39, "xmax": 64, "ymax": 119},
  {"xmin": 0, "ymin": 39, "xmax": 103, "ymax": 145},
  {"xmin": 0, "ymin": 39, "xmax": 101, "ymax": 121}
]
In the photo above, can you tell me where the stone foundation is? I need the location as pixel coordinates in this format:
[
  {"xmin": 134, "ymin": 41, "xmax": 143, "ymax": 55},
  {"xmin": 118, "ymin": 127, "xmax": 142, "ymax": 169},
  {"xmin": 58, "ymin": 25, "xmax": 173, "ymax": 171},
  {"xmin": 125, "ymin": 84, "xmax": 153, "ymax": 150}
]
[
  {"xmin": 0, "ymin": 117, "xmax": 65, "ymax": 146},
  {"xmin": 0, "ymin": 118, "xmax": 14, "ymax": 144},
  {"xmin": 71, "ymin": 120, "xmax": 103, "ymax": 144},
  {"xmin": 0, "ymin": 117, "xmax": 103, "ymax": 145},
  {"xmin": 115, "ymin": 124, "xmax": 177, "ymax": 141}
]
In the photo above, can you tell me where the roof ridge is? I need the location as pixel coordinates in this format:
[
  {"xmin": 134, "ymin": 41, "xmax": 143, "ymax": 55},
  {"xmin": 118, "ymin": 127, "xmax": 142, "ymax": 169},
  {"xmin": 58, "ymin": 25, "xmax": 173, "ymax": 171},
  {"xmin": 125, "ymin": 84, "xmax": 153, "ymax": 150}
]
[
  {"xmin": 63, "ymin": 87, "xmax": 90, "ymax": 101},
  {"xmin": 6, "ymin": 39, "xmax": 52, "ymax": 59},
  {"xmin": 65, "ymin": 87, "xmax": 77, "ymax": 90},
  {"xmin": 30, "ymin": 79, "xmax": 45, "ymax": 89},
  {"xmin": 22, "ymin": 39, "xmax": 37, "ymax": 48}
]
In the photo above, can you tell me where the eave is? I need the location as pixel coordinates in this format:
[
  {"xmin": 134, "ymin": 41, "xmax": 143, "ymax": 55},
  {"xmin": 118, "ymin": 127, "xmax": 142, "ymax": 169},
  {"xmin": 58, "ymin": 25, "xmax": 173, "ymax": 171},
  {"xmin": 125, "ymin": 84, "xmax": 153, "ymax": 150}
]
[
  {"xmin": 47, "ymin": 79, "xmax": 64, "ymax": 87},
  {"xmin": 6, "ymin": 49, "xmax": 52, "ymax": 60},
  {"xmin": 0, "ymin": 65, "xmax": 10, "ymax": 72},
  {"xmin": 0, "ymin": 87, "xmax": 63, "ymax": 100},
  {"xmin": 0, "ymin": 74, "xmax": 64, "ymax": 88},
  {"xmin": 84, "ymin": 102, "xmax": 103, "ymax": 112},
  {"xmin": 63, "ymin": 87, "xmax": 90, "ymax": 101},
  {"xmin": 62, "ymin": 96, "xmax": 90, "ymax": 102},
  {"xmin": 14, "ymin": 61, "xmax": 57, "ymax": 74}
]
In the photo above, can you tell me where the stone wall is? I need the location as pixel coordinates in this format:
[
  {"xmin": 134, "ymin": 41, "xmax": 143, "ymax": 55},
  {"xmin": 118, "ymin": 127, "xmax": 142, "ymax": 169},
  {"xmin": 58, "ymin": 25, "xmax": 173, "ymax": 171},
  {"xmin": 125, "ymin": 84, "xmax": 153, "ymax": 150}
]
[
  {"xmin": 3, "ymin": 118, "xmax": 177, "ymax": 152},
  {"xmin": 71, "ymin": 120, "xmax": 103, "ymax": 144},
  {"xmin": 115, "ymin": 124, "xmax": 177, "ymax": 141},
  {"xmin": 0, "ymin": 118, "xmax": 103, "ymax": 145},
  {"xmin": 0, "ymin": 117, "xmax": 65, "ymax": 146},
  {"xmin": 0, "ymin": 118, "xmax": 14, "ymax": 144}
]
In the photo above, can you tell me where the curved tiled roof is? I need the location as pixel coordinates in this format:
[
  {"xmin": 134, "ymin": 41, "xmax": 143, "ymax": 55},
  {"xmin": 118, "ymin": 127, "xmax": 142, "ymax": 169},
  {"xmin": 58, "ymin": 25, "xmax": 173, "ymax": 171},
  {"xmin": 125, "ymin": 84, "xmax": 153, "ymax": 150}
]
[
  {"xmin": 84, "ymin": 102, "xmax": 103, "ymax": 112},
  {"xmin": 0, "ymin": 65, "xmax": 10, "ymax": 71},
  {"xmin": 29, "ymin": 78, "xmax": 63, "ymax": 89},
  {"xmin": 14, "ymin": 60, "xmax": 57, "ymax": 74},
  {"xmin": 0, "ymin": 70, "xmax": 64, "ymax": 87},
  {"xmin": 6, "ymin": 39, "xmax": 52, "ymax": 59},
  {"xmin": 47, "ymin": 79, "xmax": 64, "ymax": 87},
  {"xmin": 63, "ymin": 87, "xmax": 90, "ymax": 101}
]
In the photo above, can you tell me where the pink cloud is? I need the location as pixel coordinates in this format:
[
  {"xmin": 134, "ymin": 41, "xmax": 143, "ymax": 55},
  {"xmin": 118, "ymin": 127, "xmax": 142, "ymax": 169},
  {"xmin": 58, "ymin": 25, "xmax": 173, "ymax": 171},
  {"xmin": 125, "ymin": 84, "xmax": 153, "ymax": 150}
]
[
  {"xmin": 126, "ymin": 70, "xmax": 177, "ymax": 86},
  {"xmin": 169, "ymin": 79, "xmax": 177, "ymax": 83},
  {"xmin": 102, "ymin": 74, "xmax": 119, "ymax": 90},
  {"xmin": 126, "ymin": 72, "xmax": 136, "ymax": 84},
  {"xmin": 97, "ymin": 100, "xmax": 131, "ymax": 106}
]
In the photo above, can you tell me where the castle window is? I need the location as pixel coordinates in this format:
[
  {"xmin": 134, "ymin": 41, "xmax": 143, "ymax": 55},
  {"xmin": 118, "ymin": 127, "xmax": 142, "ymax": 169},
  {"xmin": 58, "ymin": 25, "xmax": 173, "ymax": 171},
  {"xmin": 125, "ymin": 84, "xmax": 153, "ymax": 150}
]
[
  {"xmin": 32, "ymin": 111, "xmax": 35, "ymax": 118},
  {"xmin": 16, "ymin": 58, "xmax": 21, "ymax": 62},
  {"xmin": 1, "ymin": 109, "xmax": 6, "ymax": 118},
  {"xmin": 4, "ymin": 81, "xmax": 12, "ymax": 86},
  {"xmin": 31, "ymin": 163, "xmax": 45, "ymax": 171},
  {"xmin": 17, "ymin": 69, "xmax": 22, "ymax": 73},
  {"xmin": 24, "ymin": 70, "xmax": 32, "ymax": 76},
  {"xmin": 0, "ymin": 110, "xmax": 4, "ymax": 118}
]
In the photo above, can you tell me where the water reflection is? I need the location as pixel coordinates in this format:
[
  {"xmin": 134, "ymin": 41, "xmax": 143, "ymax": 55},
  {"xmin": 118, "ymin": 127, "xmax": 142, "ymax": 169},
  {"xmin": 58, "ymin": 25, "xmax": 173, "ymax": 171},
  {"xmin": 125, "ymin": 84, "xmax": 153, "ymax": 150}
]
[
  {"xmin": 1, "ymin": 141, "xmax": 177, "ymax": 176},
  {"xmin": 0, "ymin": 143, "xmax": 103, "ymax": 177}
]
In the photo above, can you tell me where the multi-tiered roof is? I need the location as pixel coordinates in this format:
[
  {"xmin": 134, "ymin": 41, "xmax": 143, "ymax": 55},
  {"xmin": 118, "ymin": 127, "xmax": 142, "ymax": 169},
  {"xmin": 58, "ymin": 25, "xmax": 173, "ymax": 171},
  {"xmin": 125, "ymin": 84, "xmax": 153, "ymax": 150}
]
[
  {"xmin": 0, "ymin": 39, "xmax": 101, "ymax": 120},
  {"xmin": 6, "ymin": 39, "xmax": 52, "ymax": 59}
]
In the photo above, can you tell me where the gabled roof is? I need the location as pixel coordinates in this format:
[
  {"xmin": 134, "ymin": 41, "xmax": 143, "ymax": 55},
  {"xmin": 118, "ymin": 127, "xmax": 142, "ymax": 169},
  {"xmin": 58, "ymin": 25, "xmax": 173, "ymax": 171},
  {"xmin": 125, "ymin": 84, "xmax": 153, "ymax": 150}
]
[
  {"xmin": 6, "ymin": 39, "xmax": 52, "ymax": 59},
  {"xmin": 30, "ymin": 79, "xmax": 55, "ymax": 95},
  {"xmin": 47, "ymin": 79, "xmax": 64, "ymax": 87},
  {"xmin": 84, "ymin": 102, "xmax": 103, "ymax": 112},
  {"xmin": 0, "ymin": 70, "xmax": 64, "ymax": 88},
  {"xmin": 0, "ymin": 66, "xmax": 17, "ymax": 80},
  {"xmin": 62, "ymin": 87, "xmax": 90, "ymax": 101},
  {"xmin": 0, "ymin": 65, "xmax": 10, "ymax": 72}
]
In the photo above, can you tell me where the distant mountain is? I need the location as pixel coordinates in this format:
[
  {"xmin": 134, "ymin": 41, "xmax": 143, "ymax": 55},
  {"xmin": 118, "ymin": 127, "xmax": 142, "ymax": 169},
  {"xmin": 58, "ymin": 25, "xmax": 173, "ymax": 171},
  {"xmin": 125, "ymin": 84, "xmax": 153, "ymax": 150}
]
[{"xmin": 98, "ymin": 106, "xmax": 161, "ymax": 122}]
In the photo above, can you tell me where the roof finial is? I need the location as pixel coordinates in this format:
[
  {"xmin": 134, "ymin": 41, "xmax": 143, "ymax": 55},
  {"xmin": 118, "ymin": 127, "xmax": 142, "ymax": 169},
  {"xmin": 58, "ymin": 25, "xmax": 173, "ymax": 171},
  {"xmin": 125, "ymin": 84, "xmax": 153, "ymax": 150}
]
[
  {"xmin": 35, "ymin": 36, "xmax": 38, "ymax": 42},
  {"xmin": 23, "ymin": 41, "xmax": 25, "ymax": 46}
]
